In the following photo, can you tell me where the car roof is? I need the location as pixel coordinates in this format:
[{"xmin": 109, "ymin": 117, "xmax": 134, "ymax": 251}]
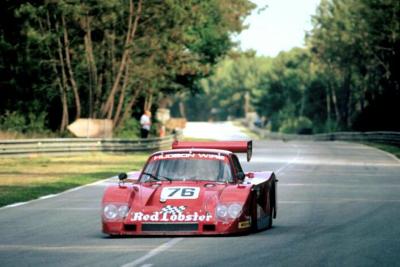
[{"xmin": 151, "ymin": 148, "xmax": 234, "ymax": 158}]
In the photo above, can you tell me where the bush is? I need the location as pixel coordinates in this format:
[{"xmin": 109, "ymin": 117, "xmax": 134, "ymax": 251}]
[
  {"xmin": 0, "ymin": 111, "xmax": 27, "ymax": 132},
  {"xmin": 279, "ymin": 116, "xmax": 313, "ymax": 134},
  {"xmin": 27, "ymin": 112, "xmax": 49, "ymax": 133},
  {"xmin": 114, "ymin": 118, "xmax": 140, "ymax": 139},
  {"xmin": 0, "ymin": 111, "xmax": 51, "ymax": 137}
]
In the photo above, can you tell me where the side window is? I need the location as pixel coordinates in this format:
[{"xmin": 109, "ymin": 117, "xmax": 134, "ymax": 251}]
[{"xmin": 231, "ymin": 154, "xmax": 243, "ymax": 177}]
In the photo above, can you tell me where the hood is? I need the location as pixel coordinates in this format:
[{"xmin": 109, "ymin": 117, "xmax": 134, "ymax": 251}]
[{"xmin": 132, "ymin": 181, "xmax": 229, "ymax": 214}]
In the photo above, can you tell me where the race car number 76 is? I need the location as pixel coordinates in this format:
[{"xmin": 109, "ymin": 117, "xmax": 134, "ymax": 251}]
[{"xmin": 160, "ymin": 187, "xmax": 200, "ymax": 199}]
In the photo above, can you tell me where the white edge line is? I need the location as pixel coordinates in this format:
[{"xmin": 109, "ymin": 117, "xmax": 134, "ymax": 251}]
[
  {"xmin": 275, "ymin": 144, "xmax": 301, "ymax": 174},
  {"xmin": 3, "ymin": 202, "xmax": 29, "ymax": 208},
  {"xmin": 0, "ymin": 177, "xmax": 114, "ymax": 211},
  {"xmin": 39, "ymin": 194, "xmax": 57, "ymax": 200},
  {"xmin": 121, "ymin": 238, "xmax": 183, "ymax": 267}
]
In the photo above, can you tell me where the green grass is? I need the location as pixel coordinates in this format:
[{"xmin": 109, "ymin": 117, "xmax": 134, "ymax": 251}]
[
  {"xmin": 0, "ymin": 152, "xmax": 148, "ymax": 207},
  {"xmin": 363, "ymin": 142, "xmax": 400, "ymax": 159}
]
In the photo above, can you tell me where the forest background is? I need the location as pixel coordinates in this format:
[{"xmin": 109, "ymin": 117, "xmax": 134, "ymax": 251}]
[{"xmin": 1, "ymin": 0, "xmax": 399, "ymax": 137}]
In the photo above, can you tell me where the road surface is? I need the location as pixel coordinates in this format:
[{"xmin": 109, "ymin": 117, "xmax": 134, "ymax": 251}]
[{"xmin": 1, "ymin": 125, "xmax": 399, "ymax": 266}]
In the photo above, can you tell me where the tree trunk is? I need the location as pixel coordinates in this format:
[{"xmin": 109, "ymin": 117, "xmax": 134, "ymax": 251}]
[
  {"xmin": 43, "ymin": 11, "xmax": 69, "ymax": 131},
  {"xmin": 116, "ymin": 88, "xmax": 142, "ymax": 129},
  {"xmin": 144, "ymin": 91, "xmax": 153, "ymax": 111},
  {"xmin": 330, "ymin": 84, "xmax": 341, "ymax": 125},
  {"xmin": 326, "ymin": 87, "xmax": 331, "ymax": 127},
  {"xmin": 55, "ymin": 19, "xmax": 70, "ymax": 131},
  {"xmin": 58, "ymin": 81, "xmax": 69, "ymax": 131},
  {"xmin": 113, "ymin": 60, "xmax": 131, "ymax": 125},
  {"xmin": 326, "ymin": 64, "xmax": 341, "ymax": 125},
  {"xmin": 82, "ymin": 15, "xmax": 98, "ymax": 118},
  {"xmin": 62, "ymin": 15, "xmax": 81, "ymax": 119},
  {"xmin": 343, "ymin": 70, "xmax": 352, "ymax": 128},
  {"xmin": 100, "ymin": 0, "xmax": 143, "ymax": 118},
  {"xmin": 93, "ymin": 73, "xmax": 103, "ymax": 118}
]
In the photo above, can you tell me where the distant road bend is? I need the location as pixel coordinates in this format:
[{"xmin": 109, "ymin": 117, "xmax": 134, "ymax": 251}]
[{"xmin": 1, "ymin": 122, "xmax": 400, "ymax": 267}]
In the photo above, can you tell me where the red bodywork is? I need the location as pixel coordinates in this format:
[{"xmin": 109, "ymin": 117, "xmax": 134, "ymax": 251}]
[{"xmin": 101, "ymin": 141, "xmax": 277, "ymax": 236}]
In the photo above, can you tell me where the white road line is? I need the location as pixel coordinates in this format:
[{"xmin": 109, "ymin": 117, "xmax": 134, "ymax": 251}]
[
  {"xmin": 0, "ymin": 177, "xmax": 112, "ymax": 211},
  {"xmin": 121, "ymin": 238, "xmax": 183, "ymax": 267},
  {"xmin": 3, "ymin": 202, "xmax": 28, "ymax": 208},
  {"xmin": 275, "ymin": 145, "xmax": 301, "ymax": 174},
  {"xmin": 39, "ymin": 194, "xmax": 57, "ymax": 200}
]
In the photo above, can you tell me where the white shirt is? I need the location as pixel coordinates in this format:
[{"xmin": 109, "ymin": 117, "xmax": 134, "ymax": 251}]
[{"xmin": 140, "ymin": 114, "xmax": 151, "ymax": 130}]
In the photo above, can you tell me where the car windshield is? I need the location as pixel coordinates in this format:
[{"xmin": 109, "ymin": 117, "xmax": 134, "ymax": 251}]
[{"xmin": 141, "ymin": 153, "xmax": 233, "ymax": 182}]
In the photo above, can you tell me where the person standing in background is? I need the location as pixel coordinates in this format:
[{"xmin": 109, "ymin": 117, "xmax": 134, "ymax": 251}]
[{"xmin": 140, "ymin": 110, "xmax": 151, "ymax": 138}]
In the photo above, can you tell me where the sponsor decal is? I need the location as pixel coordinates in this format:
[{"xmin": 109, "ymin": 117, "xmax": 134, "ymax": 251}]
[
  {"xmin": 152, "ymin": 153, "xmax": 225, "ymax": 161},
  {"xmin": 160, "ymin": 187, "xmax": 200, "ymax": 200},
  {"xmin": 160, "ymin": 205, "xmax": 186, "ymax": 215},
  {"xmin": 238, "ymin": 220, "xmax": 251, "ymax": 229},
  {"xmin": 131, "ymin": 211, "xmax": 212, "ymax": 222},
  {"xmin": 131, "ymin": 205, "xmax": 212, "ymax": 222}
]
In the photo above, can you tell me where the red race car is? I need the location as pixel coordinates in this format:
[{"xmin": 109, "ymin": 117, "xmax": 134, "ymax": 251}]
[{"xmin": 101, "ymin": 140, "xmax": 277, "ymax": 235}]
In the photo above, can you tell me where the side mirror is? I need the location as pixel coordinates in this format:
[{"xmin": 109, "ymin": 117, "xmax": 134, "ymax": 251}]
[
  {"xmin": 237, "ymin": 171, "xmax": 245, "ymax": 181},
  {"xmin": 118, "ymin": 173, "xmax": 128, "ymax": 181}
]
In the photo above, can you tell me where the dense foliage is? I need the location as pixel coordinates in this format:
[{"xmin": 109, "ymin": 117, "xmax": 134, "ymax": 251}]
[
  {"xmin": 1, "ymin": 0, "xmax": 399, "ymax": 135},
  {"xmin": 0, "ymin": 0, "xmax": 254, "ymax": 134},
  {"xmin": 182, "ymin": 0, "xmax": 399, "ymax": 133}
]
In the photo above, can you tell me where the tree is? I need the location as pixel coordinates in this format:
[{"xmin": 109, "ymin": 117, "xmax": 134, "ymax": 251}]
[
  {"xmin": 1, "ymin": 0, "xmax": 255, "ymax": 133},
  {"xmin": 309, "ymin": 0, "xmax": 400, "ymax": 131}
]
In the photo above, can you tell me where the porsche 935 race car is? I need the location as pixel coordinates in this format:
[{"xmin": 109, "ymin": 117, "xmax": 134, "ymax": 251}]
[{"xmin": 102, "ymin": 140, "xmax": 277, "ymax": 235}]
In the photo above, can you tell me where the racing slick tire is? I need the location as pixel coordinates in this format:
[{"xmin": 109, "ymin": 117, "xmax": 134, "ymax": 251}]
[{"xmin": 251, "ymin": 193, "xmax": 273, "ymax": 231}]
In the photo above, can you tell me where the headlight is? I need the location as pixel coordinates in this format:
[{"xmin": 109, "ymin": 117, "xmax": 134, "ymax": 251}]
[
  {"xmin": 103, "ymin": 204, "xmax": 118, "ymax": 220},
  {"xmin": 103, "ymin": 204, "xmax": 129, "ymax": 220},
  {"xmin": 216, "ymin": 204, "xmax": 228, "ymax": 219},
  {"xmin": 118, "ymin": 205, "xmax": 129, "ymax": 218},
  {"xmin": 227, "ymin": 203, "xmax": 242, "ymax": 219},
  {"xmin": 216, "ymin": 203, "xmax": 243, "ymax": 221}
]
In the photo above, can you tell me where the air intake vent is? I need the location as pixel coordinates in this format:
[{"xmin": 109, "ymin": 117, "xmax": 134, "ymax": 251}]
[
  {"xmin": 203, "ymin": 224, "xmax": 216, "ymax": 231},
  {"xmin": 124, "ymin": 224, "xmax": 137, "ymax": 232},
  {"xmin": 142, "ymin": 223, "xmax": 198, "ymax": 232}
]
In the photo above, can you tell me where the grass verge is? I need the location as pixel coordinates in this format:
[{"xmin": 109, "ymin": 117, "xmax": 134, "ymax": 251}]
[
  {"xmin": 0, "ymin": 152, "xmax": 148, "ymax": 207},
  {"xmin": 362, "ymin": 142, "xmax": 400, "ymax": 159}
]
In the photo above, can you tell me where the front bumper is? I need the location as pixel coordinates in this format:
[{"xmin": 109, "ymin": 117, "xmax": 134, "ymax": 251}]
[{"xmin": 102, "ymin": 219, "xmax": 251, "ymax": 236}]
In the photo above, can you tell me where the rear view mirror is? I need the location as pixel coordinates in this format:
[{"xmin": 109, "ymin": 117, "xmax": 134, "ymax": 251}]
[
  {"xmin": 237, "ymin": 171, "xmax": 245, "ymax": 181},
  {"xmin": 118, "ymin": 173, "xmax": 128, "ymax": 181}
]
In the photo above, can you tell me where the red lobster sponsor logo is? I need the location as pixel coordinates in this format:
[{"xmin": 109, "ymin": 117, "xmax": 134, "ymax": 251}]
[{"xmin": 131, "ymin": 205, "xmax": 212, "ymax": 222}]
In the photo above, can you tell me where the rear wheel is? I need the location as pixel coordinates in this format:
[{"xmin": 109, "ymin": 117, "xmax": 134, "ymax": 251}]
[{"xmin": 267, "ymin": 204, "xmax": 273, "ymax": 229}]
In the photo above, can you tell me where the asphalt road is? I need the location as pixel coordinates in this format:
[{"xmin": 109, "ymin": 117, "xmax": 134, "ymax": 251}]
[{"xmin": 1, "ymin": 140, "xmax": 400, "ymax": 267}]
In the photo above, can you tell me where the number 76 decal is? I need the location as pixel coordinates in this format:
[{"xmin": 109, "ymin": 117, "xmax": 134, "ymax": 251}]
[{"xmin": 160, "ymin": 187, "xmax": 200, "ymax": 199}]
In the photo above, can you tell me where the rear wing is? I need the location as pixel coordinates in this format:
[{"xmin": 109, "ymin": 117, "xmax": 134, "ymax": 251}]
[{"xmin": 172, "ymin": 140, "xmax": 253, "ymax": 161}]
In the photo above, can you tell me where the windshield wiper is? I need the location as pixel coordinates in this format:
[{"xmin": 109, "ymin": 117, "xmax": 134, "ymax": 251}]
[{"xmin": 142, "ymin": 172, "xmax": 172, "ymax": 182}]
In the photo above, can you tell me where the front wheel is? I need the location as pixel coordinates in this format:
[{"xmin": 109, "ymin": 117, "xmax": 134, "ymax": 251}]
[{"xmin": 251, "ymin": 195, "xmax": 272, "ymax": 231}]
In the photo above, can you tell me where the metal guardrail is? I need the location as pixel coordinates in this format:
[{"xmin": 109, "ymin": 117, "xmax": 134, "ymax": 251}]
[
  {"xmin": 0, "ymin": 135, "xmax": 176, "ymax": 156},
  {"xmin": 314, "ymin": 131, "xmax": 400, "ymax": 146},
  {"xmin": 250, "ymin": 127, "xmax": 400, "ymax": 146}
]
